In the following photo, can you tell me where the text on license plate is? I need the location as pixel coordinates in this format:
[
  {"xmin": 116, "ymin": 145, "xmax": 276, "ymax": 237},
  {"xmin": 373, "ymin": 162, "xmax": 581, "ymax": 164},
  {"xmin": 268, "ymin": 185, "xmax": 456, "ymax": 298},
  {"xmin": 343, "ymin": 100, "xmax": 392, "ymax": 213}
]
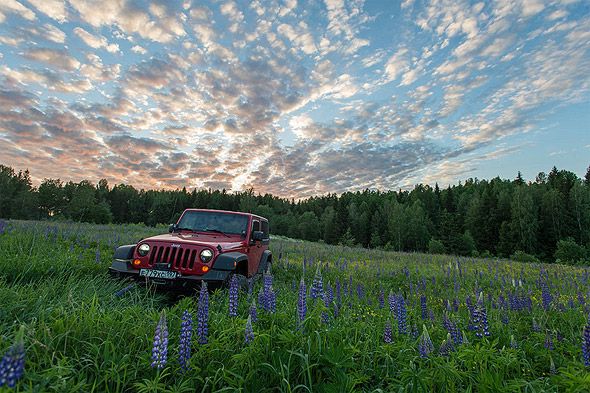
[{"xmin": 139, "ymin": 269, "xmax": 177, "ymax": 279}]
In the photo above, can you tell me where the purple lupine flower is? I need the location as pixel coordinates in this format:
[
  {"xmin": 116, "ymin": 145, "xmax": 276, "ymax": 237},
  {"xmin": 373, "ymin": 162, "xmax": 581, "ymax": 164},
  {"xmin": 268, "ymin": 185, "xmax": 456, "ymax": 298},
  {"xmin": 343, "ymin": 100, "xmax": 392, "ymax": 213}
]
[
  {"xmin": 151, "ymin": 312, "xmax": 168, "ymax": 369},
  {"xmin": 268, "ymin": 286, "xmax": 276, "ymax": 313},
  {"xmin": 582, "ymin": 319, "xmax": 590, "ymax": 367},
  {"xmin": 178, "ymin": 310, "xmax": 193, "ymax": 371},
  {"xmin": 443, "ymin": 314, "xmax": 462, "ymax": 345},
  {"xmin": 500, "ymin": 311, "xmax": 509, "ymax": 325},
  {"xmin": 411, "ymin": 324, "xmax": 419, "ymax": 339},
  {"xmin": 384, "ymin": 320, "xmax": 393, "ymax": 344},
  {"xmin": 544, "ymin": 334, "xmax": 554, "ymax": 350},
  {"xmin": 420, "ymin": 295, "xmax": 428, "ymax": 319},
  {"xmin": 311, "ymin": 266, "xmax": 323, "ymax": 300},
  {"xmin": 378, "ymin": 290, "xmax": 385, "ymax": 309},
  {"xmin": 0, "ymin": 219, "xmax": 7, "ymax": 235},
  {"xmin": 0, "ymin": 326, "xmax": 25, "ymax": 388},
  {"xmin": 229, "ymin": 274, "xmax": 239, "ymax": 317},
  {"xmin": 477, "ymin": 298, "xmax": 490, "ymax": 337},
  {"xmin": 388, "ymin": 290, "xmax": 396, "ymax": 313},
  {"xmin": 322, "ymin": 290, "xmax": 330, "ymax": 324},
  {"xmin": 418, "ymin": 325, "xmax": 434, "ymax": 358},
  {"xmin": 326, "ymin": 284, "xmax": 334, "ymax": 305},
  {"xmin": 95, "ymin": 248, "xmax": 101, "ymax": 264},
  {"xmin": 115, "ymin": 283, "xmax": 135, "ymax": 297},
  {"xmin": 356, "ymin": 284, "xmax": 364, "ymax": 300},
  {"xmin": 197, "ymin": 282, "xmax": 209, "ymax": 344},
  {"xmin": 397, "ymin": 294, "xmax": 407, "ymax": 335},
  {"xmin": 249, "ymin": 299, "xmax": 257, "ymax": 323},
  {"xmin": 245, "ymin": 315, "xmax": 254, "ymax": 344},
  {"xmin": 298, "ymin": 277, "xmax": 307, "ymax": 326},
  {"xmin": 439, "ymin": 333, "xmax": 455, "ymax": 356},
  {"xmin": 335, "ymin": 278, "xmax": 341, "ymax": 305}
]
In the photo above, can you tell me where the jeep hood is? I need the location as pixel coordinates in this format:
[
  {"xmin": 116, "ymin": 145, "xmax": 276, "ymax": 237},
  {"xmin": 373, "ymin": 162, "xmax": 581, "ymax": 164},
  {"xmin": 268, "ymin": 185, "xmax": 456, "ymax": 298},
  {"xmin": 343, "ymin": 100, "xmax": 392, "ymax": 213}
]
[{"xmin": 142, "ymin": 233, "xmax": 245, "ymax": 251}]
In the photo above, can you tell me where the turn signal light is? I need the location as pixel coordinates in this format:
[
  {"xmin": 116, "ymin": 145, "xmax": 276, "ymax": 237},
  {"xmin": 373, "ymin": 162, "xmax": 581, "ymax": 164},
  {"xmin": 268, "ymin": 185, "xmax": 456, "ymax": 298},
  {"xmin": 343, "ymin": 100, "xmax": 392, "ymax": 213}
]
[
  {"xmin": 202, "ymin": 266, "xmax": 209, "ymax": 272},
  {"xmin": 132, "ymin": 259, "xmax": 141, "ymax": 267}
]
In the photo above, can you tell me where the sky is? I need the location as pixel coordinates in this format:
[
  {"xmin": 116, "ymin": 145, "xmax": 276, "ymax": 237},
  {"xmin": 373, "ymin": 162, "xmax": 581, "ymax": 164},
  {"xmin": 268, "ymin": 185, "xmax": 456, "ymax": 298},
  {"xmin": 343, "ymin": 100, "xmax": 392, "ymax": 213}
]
[{"xmin": 0, "ymin": 0, "xmax": 589, "ymax": 198}]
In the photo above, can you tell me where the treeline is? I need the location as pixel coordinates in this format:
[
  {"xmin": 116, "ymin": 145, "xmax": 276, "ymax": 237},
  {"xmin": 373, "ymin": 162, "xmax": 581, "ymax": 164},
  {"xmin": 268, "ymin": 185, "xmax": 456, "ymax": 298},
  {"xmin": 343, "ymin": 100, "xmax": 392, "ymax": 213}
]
[{"xmin": 1, "ymin": 164, "xmax": 589, "ymax": 264}]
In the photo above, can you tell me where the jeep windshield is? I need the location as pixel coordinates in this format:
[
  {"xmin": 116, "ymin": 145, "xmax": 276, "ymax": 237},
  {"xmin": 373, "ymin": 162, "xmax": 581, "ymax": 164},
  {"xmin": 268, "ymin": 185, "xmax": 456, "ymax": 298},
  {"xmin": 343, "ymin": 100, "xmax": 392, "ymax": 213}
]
[{"xmin": 176, "ymin": 211, "xmax": 248, "ymax": 236}]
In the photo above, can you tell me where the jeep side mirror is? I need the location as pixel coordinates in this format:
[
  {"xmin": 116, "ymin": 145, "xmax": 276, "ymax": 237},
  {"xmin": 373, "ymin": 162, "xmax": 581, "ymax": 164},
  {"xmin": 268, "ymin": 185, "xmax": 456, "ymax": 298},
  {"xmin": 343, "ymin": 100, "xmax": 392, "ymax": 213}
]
[
  {"xmin": 169, "ymin": 224, "xmax": 177, "ymax": 233},
  {"xmin": 252, "ymin": 231, "xmax": 264, "ymax": 241}
]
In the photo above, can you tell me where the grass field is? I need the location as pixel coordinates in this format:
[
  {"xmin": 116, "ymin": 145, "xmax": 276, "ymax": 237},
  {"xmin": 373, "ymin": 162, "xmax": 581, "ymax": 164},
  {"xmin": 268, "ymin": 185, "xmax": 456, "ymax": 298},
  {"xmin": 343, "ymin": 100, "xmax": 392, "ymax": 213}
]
[{"xmin": 1, "ymin": 219, "xmax": 590, "ymax": 392}]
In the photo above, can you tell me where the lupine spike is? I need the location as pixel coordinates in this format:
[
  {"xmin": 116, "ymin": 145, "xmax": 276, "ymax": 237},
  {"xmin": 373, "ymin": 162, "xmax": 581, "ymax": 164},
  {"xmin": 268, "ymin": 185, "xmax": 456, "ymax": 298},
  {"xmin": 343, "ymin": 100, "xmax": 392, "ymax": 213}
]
[
  {"xmin": 229, "ymin": 274, "xmax": 239, "ymax": 317},
  {"xmin": 245, "ymin": 315, "xmax": 254, "ymax": 344},
  {"xmin": 151, "ymin": 312, "xmax": 168, "ymax": 369},
  {"xmin": 311, "ymin": 265, "xmax": 324, "ymax": 300},
  {"xmin": 384, "ymin": 320, "xmax": 393, "ymax": 344},
  {"xmin": 249, "ymin": 298, "xmax": 258, "ymax": 323},
  {"xmin": 418, "ymin": 325, "xmax": 434, "ymax": 358},
  {"xmin": 178, "ymin": 310, "xmax": 193, "ymax": 371},
  {"xmin": 0, "ymin": 326, "xmax": 25, "ymax": 388},
  {"xmin": 197, "ymin": 282, "xmax": 209, "ymax": 344},
  {"xmin": 298, "ymin": 277, "xmax": 307, "ymax": 326}
]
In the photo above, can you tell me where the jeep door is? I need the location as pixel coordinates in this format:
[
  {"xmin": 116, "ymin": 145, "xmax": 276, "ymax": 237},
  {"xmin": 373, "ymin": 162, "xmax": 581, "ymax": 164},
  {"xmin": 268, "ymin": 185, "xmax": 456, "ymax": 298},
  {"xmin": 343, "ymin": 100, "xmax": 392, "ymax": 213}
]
[{"xmin": 248, "ymin": 219, "xmax": 264, "ymax": 276}]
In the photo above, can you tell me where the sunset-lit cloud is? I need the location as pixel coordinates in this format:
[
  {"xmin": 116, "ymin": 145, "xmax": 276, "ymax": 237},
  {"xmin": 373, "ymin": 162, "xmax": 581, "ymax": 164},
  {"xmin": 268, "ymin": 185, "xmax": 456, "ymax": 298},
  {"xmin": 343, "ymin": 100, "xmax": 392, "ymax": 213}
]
[{"xmin": 0, "ymin": 0, "xmax": 589, "ymax": 198}]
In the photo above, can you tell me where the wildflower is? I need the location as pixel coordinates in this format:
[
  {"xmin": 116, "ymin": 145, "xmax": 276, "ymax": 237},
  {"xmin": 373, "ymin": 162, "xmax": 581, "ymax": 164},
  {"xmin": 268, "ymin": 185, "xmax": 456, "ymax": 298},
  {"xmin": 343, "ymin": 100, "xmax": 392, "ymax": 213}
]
[
  {"xmin": 384, "ymin": 320, "xmax": 393, "ymax": 344},
  {"xmin": 510, "ymin": 334, "xmax": 518, "ymax": 349},
  {"xmin": 397, "ymin": 295, "xmax": 407, "ymax": 335},
  {"xmin": 443, "ymin": 314, "xmax": 462, "ymax": 345},
  {"xmin": 582, "ymin": 319, "xmax": 590, "ymax": 367},
  {"xmin": 95, "ymin": 247, "xmax": 101, "ymax": 263},
  {"xmin": 544, "ymin": 334, "xmax": 554, "ymax": 350},
  {"xmin": 378, "ymin": 290, "xmax": 385, "ymax": 309},
  {"xmin": 418, "ymin": 325, "xmax": 434, "ymax": 358},
  {"xmin": 311, "ymin": 265, "xmax": 323, "ymax": 300},
  {"xmin": 197, "ymin": 282, "xmax": 209, "ymax": 344},
  {"xmin": 388, "ymin": 290, "xmax": 396, "ymax": 314},
  {"xmin": 261, "ymin": 270, "xmax": 276, "ymax": 313},
  {"xmin": 439, "ymin": 333, "xmax": 455, "ymax": 356},
  {"xmin": 0, "ymin": 326, "xmax": 25, "ymax": 388},
  {"xmin": 151, "ymin": 312, "xmax": 168, "ymax": 369},
  {"xmin": 0, "ymin": 219, "xmax": 6, "ymax": 235},
  {"xmin": 178, "ymin": 310, "xmax": 193, "ymax": 371},
  {"xmin": 298, "ymin": 277, "xmax": 307, "ymax": 326},
  {"xmin": 249, "ymin": 298, "xmax": 257, "ymax": 323},
  {"xmin": 420, "ymin": 295, "xmax": 428, "ymax": 319},
  {"xmin": 322, "ymin": 290, "xmax": 331, "ymax": 324},
  {"xmin": 245, "ymin": 315, "xmax": 254, "ymax": 344},
  {"xmin": 229, "ymin": 274, "xmax": 239, "ymax": 317}
]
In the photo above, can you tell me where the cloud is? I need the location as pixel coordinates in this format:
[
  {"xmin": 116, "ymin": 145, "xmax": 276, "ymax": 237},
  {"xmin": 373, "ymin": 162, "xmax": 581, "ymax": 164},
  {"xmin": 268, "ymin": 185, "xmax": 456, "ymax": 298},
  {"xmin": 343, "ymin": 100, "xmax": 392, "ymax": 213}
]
[
  {"xmin": 0, "ymin": 1, "xmax": 36, "ymax": 23},
  {"xmin": 27, "ymin": 0, "xmax": 67, "ymax": 23},
  {"xmin": 23, "ymin": 48, "xmax": 80, "ymax": 71},
  {"xmin": 74, "ymin": 27, "xmax": 120, "ymax": 53}
]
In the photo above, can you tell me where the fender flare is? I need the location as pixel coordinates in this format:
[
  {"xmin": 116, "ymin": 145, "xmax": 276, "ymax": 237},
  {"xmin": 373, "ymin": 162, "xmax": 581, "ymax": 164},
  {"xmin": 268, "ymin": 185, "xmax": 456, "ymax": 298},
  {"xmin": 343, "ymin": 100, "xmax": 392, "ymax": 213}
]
[
  {"xmin": 213, "ymin": 252, "xmax": 248, "ymax": 271},
  {"xmin": 257, "ymin": 250, "xmax": 272, "ymax": 274},
  {"xmin": 113, "ymin": 244, "xmax": 136, "ymax": 260}
]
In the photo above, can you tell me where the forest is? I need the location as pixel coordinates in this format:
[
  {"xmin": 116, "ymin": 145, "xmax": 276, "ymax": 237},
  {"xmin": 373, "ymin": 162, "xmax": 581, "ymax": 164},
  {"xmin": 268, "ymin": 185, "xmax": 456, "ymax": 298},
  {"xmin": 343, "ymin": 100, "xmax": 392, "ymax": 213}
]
[{"xmin": 1, "ymin": 164, "xmax": 589, "ymax": 264}]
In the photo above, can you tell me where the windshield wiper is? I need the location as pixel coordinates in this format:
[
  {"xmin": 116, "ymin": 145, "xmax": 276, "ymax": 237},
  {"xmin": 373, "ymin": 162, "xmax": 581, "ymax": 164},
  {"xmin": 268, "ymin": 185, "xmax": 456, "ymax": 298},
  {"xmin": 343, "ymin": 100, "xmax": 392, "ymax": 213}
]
[
  {"xmin": 175, "ymin": 227, "xmax": 196, "ymax": 233},
  {"xmin": 203, "ymin": 228, "xmax": 230, "ymax": 238}
]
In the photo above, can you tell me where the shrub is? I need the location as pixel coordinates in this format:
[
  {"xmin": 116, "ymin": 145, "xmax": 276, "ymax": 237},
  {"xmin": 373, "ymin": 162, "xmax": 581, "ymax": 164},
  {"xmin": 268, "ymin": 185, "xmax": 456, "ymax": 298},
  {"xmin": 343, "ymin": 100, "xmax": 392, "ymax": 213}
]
[
  {"xmin": 428, "ymin": 238, "xmax": 446, "ymax": 254},
  {"xmin": 511, "ymin": 250, "xmax": 540, "ymax": 263},
  {"xmin": 554, "ymin": 238, "xmax": 587, "ymax": 265}
]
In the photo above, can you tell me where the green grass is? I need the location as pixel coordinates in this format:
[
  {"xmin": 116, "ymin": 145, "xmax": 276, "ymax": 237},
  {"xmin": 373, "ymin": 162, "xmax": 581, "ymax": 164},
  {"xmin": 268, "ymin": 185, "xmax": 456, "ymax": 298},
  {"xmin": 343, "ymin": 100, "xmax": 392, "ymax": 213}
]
[{"xmin": 1, "ymin": 219, "xmax": 590, "ymax": 392}]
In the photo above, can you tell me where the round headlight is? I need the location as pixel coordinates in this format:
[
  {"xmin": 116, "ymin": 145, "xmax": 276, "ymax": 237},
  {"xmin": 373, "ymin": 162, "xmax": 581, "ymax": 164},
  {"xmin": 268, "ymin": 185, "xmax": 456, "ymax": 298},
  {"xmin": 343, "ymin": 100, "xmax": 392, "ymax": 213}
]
[
  {"xmin": 200, "ymin": 249, "xmax": 213, "ymax": 263},
  {"xmin": 138, "ymin": 243, "xmax": 150, "ymax": 256}
]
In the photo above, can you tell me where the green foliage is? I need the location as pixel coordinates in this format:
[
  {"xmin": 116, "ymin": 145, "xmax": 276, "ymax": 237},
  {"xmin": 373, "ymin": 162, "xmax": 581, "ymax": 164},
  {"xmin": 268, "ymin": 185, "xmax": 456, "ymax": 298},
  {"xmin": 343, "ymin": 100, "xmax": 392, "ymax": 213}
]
[
  {"xmin": 428, "ymin": 238, "xmax": 446, "ymax": 254},
  {"xmin": 554, "ymin": 238, "xmax": 587, "ymax": 265},
  {"xmin": 510, "ymin": 250, "xmax": 540, "ymax": 263}
]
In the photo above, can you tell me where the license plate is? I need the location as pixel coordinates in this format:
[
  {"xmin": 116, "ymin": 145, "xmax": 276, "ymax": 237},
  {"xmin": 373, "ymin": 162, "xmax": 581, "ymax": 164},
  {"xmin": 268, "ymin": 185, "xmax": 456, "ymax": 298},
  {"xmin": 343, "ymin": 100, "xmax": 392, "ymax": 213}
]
[{"xmin": 139, "ymin": 269, "xmax": 178, "ymax": 279}]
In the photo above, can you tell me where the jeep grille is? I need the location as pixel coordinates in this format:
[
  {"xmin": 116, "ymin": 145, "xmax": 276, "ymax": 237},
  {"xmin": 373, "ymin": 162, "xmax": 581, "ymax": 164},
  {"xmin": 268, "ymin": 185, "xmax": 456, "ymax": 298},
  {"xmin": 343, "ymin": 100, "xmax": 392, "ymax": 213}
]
[{"xmin": 148, "ymin": 245, "xmax": 198, "ymax": 270}]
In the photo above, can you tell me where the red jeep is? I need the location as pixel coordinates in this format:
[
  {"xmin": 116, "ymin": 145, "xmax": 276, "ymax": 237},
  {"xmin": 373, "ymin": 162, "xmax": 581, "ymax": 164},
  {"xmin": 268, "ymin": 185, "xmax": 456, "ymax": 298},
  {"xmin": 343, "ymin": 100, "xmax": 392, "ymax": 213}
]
[{"xmin": 109, "ymin": 209, "xmax": 271, "ymax": 289}]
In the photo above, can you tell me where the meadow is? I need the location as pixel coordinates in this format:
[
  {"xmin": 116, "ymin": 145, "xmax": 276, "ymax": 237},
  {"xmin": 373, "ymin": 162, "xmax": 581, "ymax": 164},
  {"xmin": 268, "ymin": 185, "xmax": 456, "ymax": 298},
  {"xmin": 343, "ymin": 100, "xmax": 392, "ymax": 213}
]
[{"xmin": 1, "ymin": 219, "xmax": 590, "ymax": 392}]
